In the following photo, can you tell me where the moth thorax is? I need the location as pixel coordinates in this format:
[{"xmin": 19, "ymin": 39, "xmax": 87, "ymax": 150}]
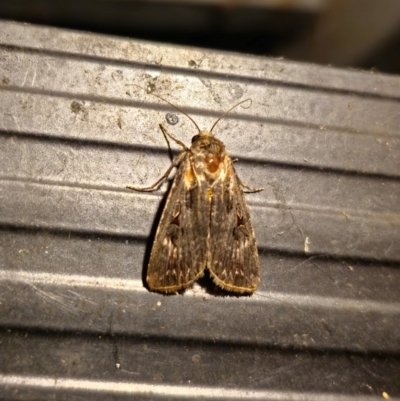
[
  {"xmin": 204, "ymin": 140, "xmax": 224, "ymax": 173},
  {"xmin": 205, "ymin": 152, "xmax": 222, "ymax": 173}
]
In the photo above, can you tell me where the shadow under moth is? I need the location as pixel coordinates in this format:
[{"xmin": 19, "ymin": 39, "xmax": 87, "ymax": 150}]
[{"xmin": 128, "ymin": 87, "xmax": 262, "ymax": 294}]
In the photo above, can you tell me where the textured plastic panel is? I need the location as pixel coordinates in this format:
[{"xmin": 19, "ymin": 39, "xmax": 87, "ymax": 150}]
[{"xmin": 0, "ymin": 20, "xmax": 399, "ymax": 400}]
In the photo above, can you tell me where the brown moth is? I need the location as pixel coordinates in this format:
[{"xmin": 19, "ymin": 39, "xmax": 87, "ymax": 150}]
[{"xmin": 128, "ymin": 88, "xmax": 262, "ymax": 294}]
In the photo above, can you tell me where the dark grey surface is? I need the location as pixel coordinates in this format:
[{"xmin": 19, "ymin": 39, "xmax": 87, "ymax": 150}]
[{"xmin": 0, "ymin": 20, "xmax": 399, "ymax": 400}]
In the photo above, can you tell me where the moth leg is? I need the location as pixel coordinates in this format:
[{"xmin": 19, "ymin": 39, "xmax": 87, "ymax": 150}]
[
  {"xmin": 127, "ymin": 152, "xmax": 186, "ymax": 192},
  {"xmin": 159, "ymin": 124, "xmax": 189, "ymax": 151},
  {"xmin": 238, "ymin": 178, "xmax": 264, "ymax": 193}
]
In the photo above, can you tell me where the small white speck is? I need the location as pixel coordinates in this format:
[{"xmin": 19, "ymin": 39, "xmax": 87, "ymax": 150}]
[{"xmin": 304, "ymin": 237, "xmax": 310, "ymax": 253}]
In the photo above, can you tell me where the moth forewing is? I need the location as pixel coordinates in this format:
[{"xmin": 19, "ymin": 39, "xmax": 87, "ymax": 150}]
[
  {"xmin": 146, "ymin": 154, "xmax": 209, "ymax": 292},
  {"xmin": 205, "ymin": 150, "xmax": 260, "ymax": 293},
  {"xmin": 127, "ymin": 91, "xmax": 261, "ymax": 294}
]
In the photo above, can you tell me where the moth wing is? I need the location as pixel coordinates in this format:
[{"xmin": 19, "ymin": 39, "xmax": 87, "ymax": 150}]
[
  {"xmin": 147, "ymin": 156, "xmax": 208, "ymax": 293},
  {"xmin": 208, "ymin": 162, "xmax": 260, "ymax": 293}
]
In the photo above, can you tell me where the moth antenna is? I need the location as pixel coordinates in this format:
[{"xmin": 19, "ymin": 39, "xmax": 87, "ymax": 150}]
[
  {"xmin": 131, "ymin": 83, "xmax": 202, "ymax": 133},
  {"xmin": 210, "ymin": 98, "xmax": 252, "ymax": 133}
]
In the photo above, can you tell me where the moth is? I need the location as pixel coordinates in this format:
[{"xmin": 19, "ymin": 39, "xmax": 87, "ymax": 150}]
[{"xmin": 128, "ymin": 88, "xmax": 262, "ymax": 294}]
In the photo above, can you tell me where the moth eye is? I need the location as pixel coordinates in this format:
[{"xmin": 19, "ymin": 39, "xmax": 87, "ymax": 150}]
[{"xmin": 191, "ymin": 135, "xmax": 199, "ymax": 143}]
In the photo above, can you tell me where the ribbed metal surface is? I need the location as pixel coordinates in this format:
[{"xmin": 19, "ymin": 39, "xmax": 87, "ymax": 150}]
[{"xmin": 0, "ymin": 20, "xmax": 399, "ymax": 400}]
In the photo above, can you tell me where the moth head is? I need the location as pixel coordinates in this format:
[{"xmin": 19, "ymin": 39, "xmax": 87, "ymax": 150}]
[
  {"xmin": 191, "ymin": 130, "xmax": 213, "ymax": 143},
  {"xmin": 190, "ymin": 132, "xmax": 225, "ymax": 174}
]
